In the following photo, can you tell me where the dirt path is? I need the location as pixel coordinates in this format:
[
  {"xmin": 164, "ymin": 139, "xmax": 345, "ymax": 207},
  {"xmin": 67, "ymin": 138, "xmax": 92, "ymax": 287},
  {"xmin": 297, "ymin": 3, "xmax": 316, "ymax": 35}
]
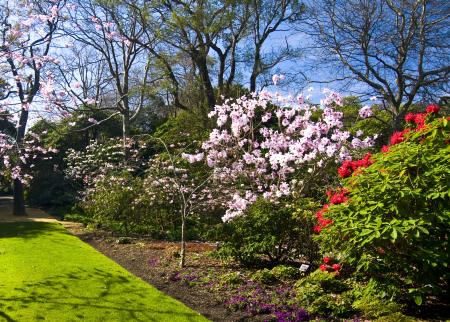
[{"xmin": 0, "ymin": 196, "xmax": 81, "ymax": 231}]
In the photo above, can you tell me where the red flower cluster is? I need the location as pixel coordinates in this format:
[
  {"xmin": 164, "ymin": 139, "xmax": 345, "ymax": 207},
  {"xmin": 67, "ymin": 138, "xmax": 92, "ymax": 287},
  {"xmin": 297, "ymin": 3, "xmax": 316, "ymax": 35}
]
[
  {"xmin": 337, "ymin": 153, "xmax": 373, "ymax": 178},
  {"xmin": 404, "ymin": 112, "xmax": 426, "ymax": 126},
  {"xmin": 314, "ymin": 204, "xmax": 332, "ymax": 233},
  {"xmin": 390, "ymin": 128, "xmax": 410, "ymax": 145},
  {"xmin": 404, "ymin": 113, "xmax": 416, "ymax": 123},
  {"xmin": 426, "ymin": 104, "xmax": 440, "ymax": 114},
  {"xmin": 319, "ymin": 257, "xmax": 341, "ymax": 274},
  {"xmin": 381, "ymin": 145, "xmax": 390, "ymax": 153},
  {"xmin": 404, "ymin": 104, "xmax": 440, "ymax": 132},
  {"xmin": 327, "ymin": 188, "xmax": 350, "ymax": 205}
]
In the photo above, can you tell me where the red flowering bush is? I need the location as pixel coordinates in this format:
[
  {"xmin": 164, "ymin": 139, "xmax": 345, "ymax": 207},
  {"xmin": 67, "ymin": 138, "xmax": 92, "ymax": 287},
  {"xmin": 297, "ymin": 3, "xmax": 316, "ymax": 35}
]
[
  {"xmin": 389, "ymin": 129, "xmax": 409, "ymax": 145},
  {"xmin": 314, "ymin": 105, "xmax": 450, "ymax": 305},
  {"xmin": 319, "ymin": 256, "xmax": 342, "ymax": 274},
  {"xmin": 425, "ymin": 104, "xmax": 440, "ymax": 114},
  {"xmin": 337, "ymin": 153, "xmax": 373, "ymax": 178}
]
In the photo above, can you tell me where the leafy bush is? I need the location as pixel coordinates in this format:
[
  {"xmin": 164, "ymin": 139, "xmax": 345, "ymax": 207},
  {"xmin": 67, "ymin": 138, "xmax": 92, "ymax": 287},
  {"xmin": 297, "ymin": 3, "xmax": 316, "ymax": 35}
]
[
  {"xmin": 251, "ymin": 269, "xmax": 277, "ymax": 285},
  {"xmin": 294, "ymin": 270, "xmax": 355, "ymax": 317},
  {"xmin": 250, "ymin": 266, "xmax": 301, "ymax": 285},
  {"xmin": 294, "ymin": 270, "xmax": 406, "ymax": 318},
  {"xmin": 216, "ymin": 197, "xmax": 319, "ymax": 266},
  {"xmin": 82, "ymin": 172, "xmax": 143, "ymax": 235},
  {"xmin": 271, "ymin": 265, "xmax": 301, "ymax": 281},
  {"xmin": 351, "ymin": 279, "xmax": 403, "ymax": 319},
  {"xmin": 317, "ymin": 113, "xmax": 450, "ymax": 304},
  {"xmin": 217, "ymin": 272, "xmax": 245, "ymax": 286}
]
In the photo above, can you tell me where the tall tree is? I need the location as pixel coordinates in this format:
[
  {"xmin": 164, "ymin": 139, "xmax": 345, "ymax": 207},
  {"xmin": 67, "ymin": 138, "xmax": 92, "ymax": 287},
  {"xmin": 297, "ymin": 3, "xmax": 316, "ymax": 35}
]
[
  {"xmin": 248, "ymin": 0, "xmax": 305, "ymax": 92},
  {"xmin": 63, "ymin": 0, "xmax": 155, "ymax": 158},
  {"xmin": 113, "ymin": 0, "xmax": 306, "ymax": 111},
  {"xmin": 0, "ymin": 0, "xmax": 65, "ymax": 215},
  {"xmin": 305, "ymin": 0, "xmax": 450, "ymax": 131}
]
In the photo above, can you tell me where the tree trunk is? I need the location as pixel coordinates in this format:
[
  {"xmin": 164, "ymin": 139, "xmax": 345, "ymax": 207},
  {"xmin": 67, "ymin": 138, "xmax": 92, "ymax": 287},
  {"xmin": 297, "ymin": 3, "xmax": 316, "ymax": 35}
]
[
  {"xmin": 13, "ymin": 179, "xmax": 26, "ymax": 216},
  {"xmin": 194, "ymin": 54, "xmax": 216, "ymax": 110},
  {"xmin": 13, "ymin": 107, "xmax": 29, "ymax": 216},
  {"xmin": 250, "ymin": 46, "xmax": 262, "ymax": 92},
  {"xmin": 179, "ymin": 215, "xmax": 186, "ymax": 268},
  {"xmin": 122, "ymin": 111, "xmax": 131, "ymax": 161}
]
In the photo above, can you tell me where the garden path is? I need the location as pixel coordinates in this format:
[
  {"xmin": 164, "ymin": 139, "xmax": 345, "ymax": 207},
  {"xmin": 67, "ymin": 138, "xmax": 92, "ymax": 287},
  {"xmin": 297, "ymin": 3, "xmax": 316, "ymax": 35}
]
[{"xmin": 0, "ymin": 196, "xmax": 57, "ymax": 222}]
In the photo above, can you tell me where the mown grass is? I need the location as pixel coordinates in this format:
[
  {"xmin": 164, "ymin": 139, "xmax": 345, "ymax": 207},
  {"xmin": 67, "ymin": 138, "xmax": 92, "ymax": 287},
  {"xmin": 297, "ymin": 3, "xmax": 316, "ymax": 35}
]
[{"xmin": 0, "ymin": 221, "xmax": 208, "ymax": 322}]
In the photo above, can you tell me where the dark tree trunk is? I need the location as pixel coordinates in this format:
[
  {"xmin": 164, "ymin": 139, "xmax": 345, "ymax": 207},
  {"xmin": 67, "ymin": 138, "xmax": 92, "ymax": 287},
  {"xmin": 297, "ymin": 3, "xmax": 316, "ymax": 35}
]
[
  {"xmin": 13, "ymin": 179, "xmax": 26, "ymax": 216},
  {"xmin": 250, "ymin": 47, "xmax": 261, "ymax": 93},
  {"xmin": 179, "ymin": 214, "xmax": 186, "ymax": 268},
  {"xmin": 122, "ymin": 111, "xmax": 131, "ymax": 161},
  {"xmin": 13, "ymin": 107, "xmax": 29, "ymax": 216},
  {"xmin": 194, "ymin": 53, "xmax": 216, "ymax": 110}
]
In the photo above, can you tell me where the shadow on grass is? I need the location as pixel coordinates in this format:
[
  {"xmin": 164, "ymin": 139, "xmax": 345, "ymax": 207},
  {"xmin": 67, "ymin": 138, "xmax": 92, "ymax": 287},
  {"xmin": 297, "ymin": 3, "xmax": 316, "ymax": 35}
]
[
  {"xmin": 0, "ymin": 311, "xmax": 17, "ymax": 322},
  {"xmin": 0, "ymin": 267, "xmax": 204, "ymax": 322},
  {"xmin": 0, "ymin": 221, "xmax": 205, "ymax": 321},
  {"xmin": 0, "ymin": 222, "xmax": 70, "ymax": 239}
]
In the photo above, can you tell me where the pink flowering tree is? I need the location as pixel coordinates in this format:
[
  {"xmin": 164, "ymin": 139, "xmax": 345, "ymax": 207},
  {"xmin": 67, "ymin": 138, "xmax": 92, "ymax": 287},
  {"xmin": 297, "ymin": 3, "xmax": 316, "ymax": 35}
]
[
  {"xmin": 0, "ymin": 0, "xmax": 67, "ymax": 215},
  {"xmin": 67, "ymin": 135, "xmax": 222, "ymax": 267},
  {"xmin": 188, "ymin": 88, "xmax": 377, "ymax": 222},
  {"xmin": 65, "ymin": 137, "xmax": 147, "ymax": 190},
  {"xmin": 140, "ymin": 143, "xmax": 224, "ymax": 268},
  {"xmin": 0, "ymin": 131, "xmax": 58, "ymax": 187}
]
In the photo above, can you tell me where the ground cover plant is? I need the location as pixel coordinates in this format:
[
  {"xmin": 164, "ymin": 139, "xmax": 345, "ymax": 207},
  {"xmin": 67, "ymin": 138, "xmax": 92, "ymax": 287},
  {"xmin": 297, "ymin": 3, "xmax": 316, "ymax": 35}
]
[{"xmin": 0, "ymin": 221, "xmax": 208, "ymax": 322}]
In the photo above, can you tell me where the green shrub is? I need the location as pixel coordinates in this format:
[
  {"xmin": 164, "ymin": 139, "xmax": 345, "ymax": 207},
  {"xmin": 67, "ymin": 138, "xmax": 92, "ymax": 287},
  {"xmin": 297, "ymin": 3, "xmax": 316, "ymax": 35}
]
[
  {"xmin": 216, "ymin": 197, "xmax": 319, "ymax": 266},
  {"xmin": 271, "ymin": 265, "xmax": 300, "ymax": 281},
  {"xmin": 317, "ymin": 117, "xmax": 450, "ymax": 304},
  {"xmin": 294, "ymin": 270, "xmax": 355, "ymax": 317},
  {"xmin": 351, "ymin": 279, "xmax": 403, "ymax": 319},
  {"xmin": 82, "ymin": 172, "xmax": 143, "ymax": 235},
  {"xmin": 374, "ymin": 312, "xmax": 422, "ymax": 322},
  {"xmin": 294, "ymin": 270, "xmax": 405, "ymax": 318},
  {"xmin": 251, "ymin": 268, "xmax": 277, "ymax": 285},
  {"xmin": 218, "ymin": 272, "xmax": 245, "ymax": 286}
]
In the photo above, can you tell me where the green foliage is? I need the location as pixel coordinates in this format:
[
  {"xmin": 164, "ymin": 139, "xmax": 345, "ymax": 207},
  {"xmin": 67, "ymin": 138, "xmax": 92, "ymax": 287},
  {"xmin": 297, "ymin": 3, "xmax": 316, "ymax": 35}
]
[
  {"xmin": 294, "ymin": 270, "xmax": 355, "ymax": 317},
  {"xmin": 374, "ymin": 312, "xmax": 422, "ymax": 322},
  {"xmin": 82, "ymin": 172, "xmax": 143, "ymax": 235},
  {"xmin": 63, "ymin": 212, "xmax": 93, "ymax": 225},
  {"xmin": 271, "ymin": 265, "xmax": 301, "ymax": 281},
  {"xmin": 251, "ymin": 265, "xmax": 300, "ymax": 284},
  {"xmin": 251, "ymin": 268, "xmax": 277, "ymax": 285},
  {"xmin": 351, "ymin": 279, "xmax": 403, "ymax": 319},
  {"xmin": 154, "ymin": 109, "xmax": 211, "ymax": 147},
  {"xmin": 216, "ymin": 197, "xmax": 319, "ymax": 266},
  {"xmin": 217, "ymin": 272, "xmax": 245, "ymax": 286},
  {"xmin": 318, "ymin": 117, "xmax": 450, "ymax": 303},
  {"xmin": 294, "ymin": 271, "xmax": 404, "ymax": 318}
]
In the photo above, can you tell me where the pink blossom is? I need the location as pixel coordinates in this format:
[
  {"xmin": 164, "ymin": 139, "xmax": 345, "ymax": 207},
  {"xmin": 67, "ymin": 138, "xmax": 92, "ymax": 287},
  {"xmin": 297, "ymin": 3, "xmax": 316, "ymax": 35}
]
[{"xmin": 359, "ymin": 105, "xmax": 373, "ymax": 118}]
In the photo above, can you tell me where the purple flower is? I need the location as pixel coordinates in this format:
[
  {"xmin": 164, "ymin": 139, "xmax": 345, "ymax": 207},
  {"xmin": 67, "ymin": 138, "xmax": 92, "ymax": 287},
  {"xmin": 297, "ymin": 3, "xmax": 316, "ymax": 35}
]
[{"xmin": 147, "ymin": 257, "xmax": 159, "ymax": 267}]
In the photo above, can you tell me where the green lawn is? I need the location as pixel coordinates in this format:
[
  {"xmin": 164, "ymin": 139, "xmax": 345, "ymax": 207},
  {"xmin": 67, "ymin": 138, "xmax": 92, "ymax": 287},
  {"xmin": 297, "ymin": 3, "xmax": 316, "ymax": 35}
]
[{"xmin": 0, "ymin": 222, "xmax": 208, "ymax": 322}]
